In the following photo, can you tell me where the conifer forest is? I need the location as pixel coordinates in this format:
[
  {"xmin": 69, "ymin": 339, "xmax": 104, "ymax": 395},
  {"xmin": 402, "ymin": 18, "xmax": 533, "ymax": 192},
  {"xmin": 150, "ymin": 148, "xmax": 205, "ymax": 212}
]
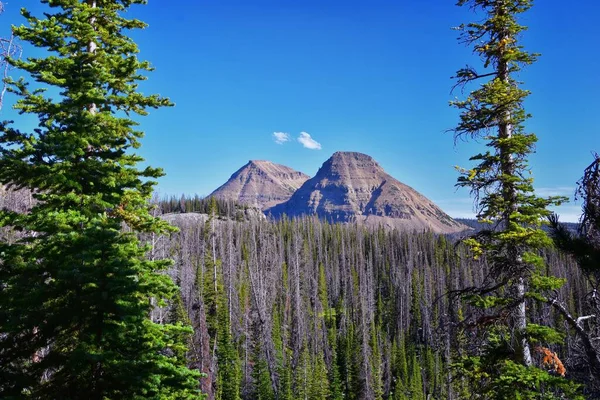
[{"xmin": 1, "ymin": 0, "xmax": 599, "ymax": 399}]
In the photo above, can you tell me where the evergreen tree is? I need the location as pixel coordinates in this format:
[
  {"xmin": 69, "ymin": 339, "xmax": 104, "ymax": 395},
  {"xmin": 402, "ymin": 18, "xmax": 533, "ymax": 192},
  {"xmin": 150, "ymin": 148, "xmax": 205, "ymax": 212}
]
[
  {"xmin": 390, "ymin": 336, "xmax": 409, "ymax": 399},
  {"xmin": 308, "ymin": 353, "xmax": 330, "ymax": 400},
  {"xmin": 0, "ymin": 0, "xmax": 200, "ymax": 398},
  {"xmin": 293, "ymin": 347, "xmax": 311, "ymax": 400},
  {"xmin": 451, "ymin": 0, "xmax": 580, "ymax": 398},
  {"xmin": 370, "ymin": 322, "xmax": 384, "ymax": 400},
  {"xmin": 327, "ymin": 320, "xmax": 344, "ymax": 400},
  {"xmin": 272, "ymin": 304, "xmax": 294, "ymax": 400},
  {"xmin": 214, "ymin": 256, "xmax": 241, "ymax": 399},
  {"xmin": 279, "ymin": 350, "xmax": 294, "ymax": 400},
  {"xmin": 215, "ymin": 299, "xmax": 241, "ymax": 400},
  {"xmin": 252, "ymin": 344, "xmax": 274, "ymax": 400},
  {"xmin": 408, "ymin": 351, "xmax": 425, "ymax": 400}
]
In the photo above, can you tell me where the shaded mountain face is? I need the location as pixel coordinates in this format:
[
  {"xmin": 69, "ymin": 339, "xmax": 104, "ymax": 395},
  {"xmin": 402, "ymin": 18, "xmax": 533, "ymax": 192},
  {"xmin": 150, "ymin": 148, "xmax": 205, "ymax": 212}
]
[
  {"xmin": 209, "ymin": 160, "xmax": 310, "ymax": 210},
  {"xmin": 267, "ymin": 151, "xmax": 467, "ymax": 234}
]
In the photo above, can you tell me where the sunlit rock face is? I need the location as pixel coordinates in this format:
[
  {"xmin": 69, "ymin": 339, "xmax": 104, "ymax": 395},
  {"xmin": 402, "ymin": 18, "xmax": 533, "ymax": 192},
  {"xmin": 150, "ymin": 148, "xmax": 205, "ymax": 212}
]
[
  {"xmin": 267, "ymin": 151, "xmax": 467, "ymax": 234},
  {"xmin": 210, "ymin": 160, "xmax": 310, "ymax": 210}
]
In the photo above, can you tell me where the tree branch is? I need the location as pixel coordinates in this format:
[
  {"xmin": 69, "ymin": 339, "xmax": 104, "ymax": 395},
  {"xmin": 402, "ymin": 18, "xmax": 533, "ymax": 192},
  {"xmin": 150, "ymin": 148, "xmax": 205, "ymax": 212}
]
[{"xmin": 546, "ymin": 296, "xmax": 600, "ymax": 378}]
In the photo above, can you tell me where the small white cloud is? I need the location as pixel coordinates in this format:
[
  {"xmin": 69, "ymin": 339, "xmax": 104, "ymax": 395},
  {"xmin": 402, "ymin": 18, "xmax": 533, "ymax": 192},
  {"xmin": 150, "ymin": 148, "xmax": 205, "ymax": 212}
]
[
  {"xmin": 297, "ymin": 132, "xmax": 322, "ymax": 150},
  {"xmin": 272, "ymin": 132, "xmax": 290, "ymax": 145}
]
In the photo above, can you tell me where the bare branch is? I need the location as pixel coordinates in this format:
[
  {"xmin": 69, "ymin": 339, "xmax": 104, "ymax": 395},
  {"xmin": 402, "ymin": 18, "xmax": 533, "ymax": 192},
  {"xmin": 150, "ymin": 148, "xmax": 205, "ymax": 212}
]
[{"xmin": 546, "ymin": 296, "xmax": 600, "ymax": 378}]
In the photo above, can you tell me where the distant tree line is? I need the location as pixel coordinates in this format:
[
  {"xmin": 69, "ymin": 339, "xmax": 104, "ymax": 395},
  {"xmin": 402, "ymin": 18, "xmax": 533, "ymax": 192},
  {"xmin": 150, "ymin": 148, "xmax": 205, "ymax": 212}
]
[{"xmin": 156, "ymin": 194, "xmax": 247, "ymax": 218}]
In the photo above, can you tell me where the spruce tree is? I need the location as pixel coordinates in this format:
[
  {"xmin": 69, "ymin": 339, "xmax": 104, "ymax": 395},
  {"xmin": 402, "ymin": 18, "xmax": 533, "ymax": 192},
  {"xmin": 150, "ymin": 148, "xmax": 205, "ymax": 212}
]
[
  {"xmin": 252, "ymin": 348, "xmax": 274, "ymax": 400},
  {"xmin": 213, "ymin": 252, "xmax": 240, "ymax": 400},
  {"xmin": 0, "ymin": 1, "xmax": 200, "ymax": 398},
  {"xmin": 451, "ymin": 0, "xmax": 580, "ymax": 398},
  {"xmin": 308, "ymin": 353, "xmax": 330, "ymax": 400}
]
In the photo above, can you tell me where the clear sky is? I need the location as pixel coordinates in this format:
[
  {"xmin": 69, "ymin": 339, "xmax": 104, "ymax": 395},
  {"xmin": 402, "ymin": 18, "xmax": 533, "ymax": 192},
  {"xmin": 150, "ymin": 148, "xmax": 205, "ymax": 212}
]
[{"xmin": 1, "ymin": 1, "xmax": 599, "ymax": 222}]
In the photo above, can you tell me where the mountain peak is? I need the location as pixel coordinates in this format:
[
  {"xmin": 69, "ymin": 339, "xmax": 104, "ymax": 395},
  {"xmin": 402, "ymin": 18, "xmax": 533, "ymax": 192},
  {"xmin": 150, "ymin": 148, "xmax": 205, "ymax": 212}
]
[
  {"xmin": 331, "ymin": 151, "xmax": 375, "ymax": 160},
  {"xmin": 267, "ymin": 152, "xmax": 466, "ymax": 234},
  {"xmin": 210, "ymin": 161, "xmax": 309, "ymax": 210},
  {"xmin": 247, "ymin": 160, "xmax": 271, "ymax": 167}
]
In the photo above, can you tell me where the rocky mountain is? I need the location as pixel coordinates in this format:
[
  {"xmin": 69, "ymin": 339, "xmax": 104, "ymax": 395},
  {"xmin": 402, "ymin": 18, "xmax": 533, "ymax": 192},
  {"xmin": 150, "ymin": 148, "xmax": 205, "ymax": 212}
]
[
  {"xmin": 209, "ymin": 160, "xmax": 310, "ymax": 210},
  {"xmin": 267, "ymin": 151, "xmax": 467, "ymax": 234}
]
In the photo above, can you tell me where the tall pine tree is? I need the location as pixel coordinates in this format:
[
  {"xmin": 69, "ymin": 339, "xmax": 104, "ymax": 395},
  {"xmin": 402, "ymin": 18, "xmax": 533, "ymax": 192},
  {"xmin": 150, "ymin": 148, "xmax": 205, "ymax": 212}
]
[
  {"xmin": 451, "ymin": 0, "xmax": 580, "ymax": 398},
  {"xmin": 0, "ymin": 1, "xmax": 201, "ymax": 398}
]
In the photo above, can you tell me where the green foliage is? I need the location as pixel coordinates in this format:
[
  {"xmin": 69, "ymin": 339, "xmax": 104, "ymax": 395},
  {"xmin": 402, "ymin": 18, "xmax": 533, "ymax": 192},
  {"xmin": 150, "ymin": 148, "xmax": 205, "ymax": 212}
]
[
  {"xmin": 409, "ymin": 351, "xmax": 425, "ymax": 400},
  {"xmin": 529, "ymin": 274, "xmax": 567, "ymax": 293},
  {"xmin": 370, "ymin": 322, "xmax": 384, "ymax": 400},
  {"xmin": 327, "ymin": 314, "xmax": 344, "ymax": 400},
  {"xmin": 252, "ymin": 348, "xmax": 274, "ymax": 400},
  {"xmin": 338, "ymin": 322, "xmax": 362, "ymax": 400},
  {"xmin": 213, "ymin": 257, "xmax": 241, "ymax": 399},
  {"xmin": 279, "ymin": 349, "xmax": 294, "ymax": 400},
  {"xmin": 391, "ymin": 336, "xmax": 409, "ymax": 397},
  {"xmin": 450, "ymin": 1, "xmax": 579, "ymax": 397},
  {"xmin": 215, "ymin": 296, "xmax": 241, "ymax": 400},
  {"xmin": 293, "ymin": 347, "xmax": 311, "ymax": 399},
  {"xmin": 454, "ymin": 328, "xmax": 581, "ymax": 400},
  {"xmin": 309, "ymin": 353, "xmax": 330, "ymax": 400},
  {"xmin": 157, "ymin": 194, "xmax": 243, "ymax": 218},
  {"xmin": 457, "ymin": 356, "xmax": 583, "ymax": 400},
  {"xmin": 493, "ymin": 360, "xmax": 583, "ymax": 400},
  {"xmin": 157, "ymin": 212, "xmax": 598, "ymax": 398},
  {"xmin": 525, "ymin": 324, "xmax": 564, "ymax": 345},
  {"xmin": 0, "ymin": 1, "xmax": 201, "ymax": 398},
  {"xmin": 451, "ymin": 0, "xmax": 564, "ymax": 266}
]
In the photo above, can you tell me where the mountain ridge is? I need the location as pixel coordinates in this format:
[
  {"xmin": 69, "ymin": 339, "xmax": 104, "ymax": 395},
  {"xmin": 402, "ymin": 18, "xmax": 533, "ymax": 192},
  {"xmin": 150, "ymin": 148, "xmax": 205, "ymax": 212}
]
[{"xmin": 266, "ymin": 151, "xmax": 467, "ymax": 233}]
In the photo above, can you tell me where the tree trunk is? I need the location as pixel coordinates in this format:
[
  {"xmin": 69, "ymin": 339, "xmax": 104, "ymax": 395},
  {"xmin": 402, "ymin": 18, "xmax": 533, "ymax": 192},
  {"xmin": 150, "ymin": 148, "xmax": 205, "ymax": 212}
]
[{"xmin": 498, "ymin": 24, "xmax": 533, "ymax": 367}]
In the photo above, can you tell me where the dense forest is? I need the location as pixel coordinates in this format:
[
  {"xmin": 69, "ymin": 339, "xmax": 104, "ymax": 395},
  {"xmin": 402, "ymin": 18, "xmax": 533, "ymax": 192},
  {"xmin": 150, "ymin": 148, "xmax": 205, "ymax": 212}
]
[{"xmin": 143, "ymin": 208, "xmax": 596, "ymax": 399}]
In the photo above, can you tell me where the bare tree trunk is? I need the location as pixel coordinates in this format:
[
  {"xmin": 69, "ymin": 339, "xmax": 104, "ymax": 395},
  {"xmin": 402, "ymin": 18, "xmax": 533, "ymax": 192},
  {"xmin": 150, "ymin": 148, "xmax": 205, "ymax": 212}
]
[
  {"xmin": 547, "ymin": 298, "xmax": 600, "ymax": 378},
  {"xmin": 497, "ymin": 24, "xmax": 533, "ymax": 367}
]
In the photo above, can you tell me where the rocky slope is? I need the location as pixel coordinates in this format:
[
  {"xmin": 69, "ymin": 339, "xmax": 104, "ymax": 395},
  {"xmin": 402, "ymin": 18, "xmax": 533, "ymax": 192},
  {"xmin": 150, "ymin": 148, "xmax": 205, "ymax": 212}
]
[
  {"xmin": 209, "ymin": 160, "xmax": 310, "ymax": 210},
  {"xmin": 266, "ymin": 151, "xmax": 467, "ymax": 233}
]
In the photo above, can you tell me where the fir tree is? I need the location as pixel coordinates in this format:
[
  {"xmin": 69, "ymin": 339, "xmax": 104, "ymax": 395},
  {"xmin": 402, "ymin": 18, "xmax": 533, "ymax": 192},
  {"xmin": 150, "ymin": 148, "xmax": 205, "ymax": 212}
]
[
  {"xmin": 293, "ymin": 347, "xmax": 311, "ymax": 400},
  {"xmin": 327, "ymin": 319, "xmax": 344, "ymax": 400},
  {"xmin": 390, "ymin": 336, "xmax": 409, "ymax": 399},
  {"xmin": 214, "ymin": 256, "xmax": 241, "ymax": 400},
  {"xmin": 308, "ymin": 353, "xmax": 330, "ymax": 400},
  {"xmin": 408, "ymin": 351, "xmax": 425, "ymax": 400},
  {"xmin": 272, "ymin": 304, "xmax": 294, "ymax": 400},
  {"xmin": 0, "ymin": 0, "xmax": 200, "ymax": 398},
  {"xmin": 451, "ymin": 0, "xmax": 580, "ymax": 398},
  {"xmin": 252, "ymin": 344, "xmax": 274, "ymax": 400},
  {"xmin": 370, "ymin": 322, "xmax": 384, "ymax": 400}
]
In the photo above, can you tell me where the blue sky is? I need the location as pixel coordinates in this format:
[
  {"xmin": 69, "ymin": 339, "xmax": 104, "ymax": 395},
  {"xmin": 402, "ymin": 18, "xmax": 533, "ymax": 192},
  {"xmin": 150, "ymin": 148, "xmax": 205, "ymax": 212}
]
[{"xmin": 2, "ymin": 1, "xmax": 599, "ymax": 221}]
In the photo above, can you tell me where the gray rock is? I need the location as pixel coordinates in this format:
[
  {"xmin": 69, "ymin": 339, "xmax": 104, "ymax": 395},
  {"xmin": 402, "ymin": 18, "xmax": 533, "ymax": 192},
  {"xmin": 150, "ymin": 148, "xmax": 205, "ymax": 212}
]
[
  {"xmin": 267, "ymin": 152, "xmax": 467, "ymax": 234},
  {"xmin": 209, "ymin": 160, "xmax": 309, "ymax": 210}
]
